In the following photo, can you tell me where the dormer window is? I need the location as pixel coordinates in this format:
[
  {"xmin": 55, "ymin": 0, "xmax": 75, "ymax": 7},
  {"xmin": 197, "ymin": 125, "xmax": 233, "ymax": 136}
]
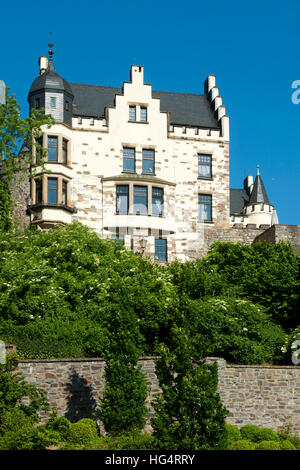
[
  {"xmin": 129, "ymin": 106, "xmax": 136, "ymax": 121},
  {"xmin": 50, "ymin": 97, "xmax": 56, "ymax": 108},
  {"xmin": 65, "ymin": 101, "xmax": 69, "ymax": 112}
]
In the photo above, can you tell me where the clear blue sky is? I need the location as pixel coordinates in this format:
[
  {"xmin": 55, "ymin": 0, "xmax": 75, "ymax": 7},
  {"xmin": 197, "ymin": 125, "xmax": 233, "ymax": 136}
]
[{"xmin": 1, "ymin": 0, "xmax": 299, "ymax": 224}]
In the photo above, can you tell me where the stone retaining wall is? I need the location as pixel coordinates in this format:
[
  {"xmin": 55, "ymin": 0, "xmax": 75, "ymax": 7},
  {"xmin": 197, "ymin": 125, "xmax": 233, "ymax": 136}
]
[{"xmin": 16, "ymin": 357, "xmax": 300, "ymax": 435}]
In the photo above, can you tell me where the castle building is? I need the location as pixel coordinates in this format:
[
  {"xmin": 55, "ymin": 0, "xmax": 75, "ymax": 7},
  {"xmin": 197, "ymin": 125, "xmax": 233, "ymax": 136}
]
[{"xmin": 16, "ymin": 47, "xmax": 283, "ymax": 261}]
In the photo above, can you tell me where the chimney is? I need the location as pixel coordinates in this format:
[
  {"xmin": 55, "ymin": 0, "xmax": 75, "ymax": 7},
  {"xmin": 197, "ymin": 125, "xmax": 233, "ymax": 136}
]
[
  {"xmin": 130, "ymin": 65, "xmax": 144, "ymax": 85},
  {"xmin": 205, "ymin": 74, "xmax": 216, "ymax": 94},
  {"xmin": 244, "ymin": 174, "xmax": 254, "ymax": 193},
  {"xmin": 39, "ymin": 56, "xmax": 48, "ymax": 75}
]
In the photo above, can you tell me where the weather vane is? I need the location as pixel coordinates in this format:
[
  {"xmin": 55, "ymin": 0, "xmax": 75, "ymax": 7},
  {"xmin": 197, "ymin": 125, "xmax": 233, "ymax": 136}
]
[{"xmin": 48, "ymin": 32, "xmax": 54, "ymax": 62}]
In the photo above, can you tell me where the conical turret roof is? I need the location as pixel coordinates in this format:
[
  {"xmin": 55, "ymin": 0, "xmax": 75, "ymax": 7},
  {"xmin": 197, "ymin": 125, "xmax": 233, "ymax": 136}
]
[{"xmin": 248, "ymin": 167, "xmax": 270, "ymax": 205}]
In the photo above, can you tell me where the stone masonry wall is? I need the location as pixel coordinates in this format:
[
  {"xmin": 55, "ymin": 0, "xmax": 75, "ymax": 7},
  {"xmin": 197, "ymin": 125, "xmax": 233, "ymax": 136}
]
[
  {"xmin": 16, "ymin": 357, "xmax": 300, "ymax": 435},
  {"xmin": 10, "ymin": 170, "xmax": 31, "ymax": 230},
  {"xmin": 254, "ymin": 224, "xmax": 300, "ymax": 252}
]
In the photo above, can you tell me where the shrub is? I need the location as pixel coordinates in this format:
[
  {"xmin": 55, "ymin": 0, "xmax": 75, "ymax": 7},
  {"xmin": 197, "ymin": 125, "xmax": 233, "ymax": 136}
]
[
  {"xmin": 256, "ymin": 440, "xmax": 281, "ymax": 450},
  {"xmin": 0, "ymin": 408, "xmax": 60, "ymax": 450},
  {"xmin": 229, "ymin": 440, "xmax": 256, "ymax": 450},
  {"xmin": 67, "ymin": 420, "xmax": 98, "ymax": 445},
  {"xmin": 91, "ymin": 432, "xmax": 155, "ymax": 450},
  {"xmin": 184, "ymin": 297, "xmax": 285, "ymax": 365},
  {"xmin": 278, "ymin": 425, "xmax": 300, "ymax": 449},
  {"xmin": 0, "ymin": 353, "xmax": 49, "ymax": 422},
  {"xmin": 74, "ymin": 418, "xmax": 98, "ymax": 436},
  {"xmin": 240, "ymin": 424, "xmax": 261, "ymax": 443},
  {"xmin": 280, "ymin": 440, "xmax": 296, "ymax": 450},
  {"xmin": 204, "ymin": 241, "xmax": 300, "ymax": 328},
  {"xmin": 45, "ymin": 411, "xmax": 71, "ymax": 440},
  {"xmin": 0, "ymin": 222, "xmax": 174, "ymax": 358},
  {"xmin": 256, "ymin": 428, "xmax": 279, "ymax": 442},
  {"xmin": 225, "ymin": 424, "xmax": 242, "ymax": 447}
]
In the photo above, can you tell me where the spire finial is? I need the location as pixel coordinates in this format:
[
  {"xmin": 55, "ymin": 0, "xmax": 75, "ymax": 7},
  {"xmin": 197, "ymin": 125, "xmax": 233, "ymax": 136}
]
[
  {"xmin": 48, "ymin": 32, "xmax": 54, "ymax": 63},
  {"xmin": 257, "ymin": 164, "xmax": 260, "ymax": 176}
]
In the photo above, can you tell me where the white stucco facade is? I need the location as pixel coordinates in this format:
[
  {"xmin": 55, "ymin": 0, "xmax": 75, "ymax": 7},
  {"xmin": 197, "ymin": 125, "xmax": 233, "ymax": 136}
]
[{"xmin": 25, "ymin": 63, "xmax": 276, "ymax": 261}]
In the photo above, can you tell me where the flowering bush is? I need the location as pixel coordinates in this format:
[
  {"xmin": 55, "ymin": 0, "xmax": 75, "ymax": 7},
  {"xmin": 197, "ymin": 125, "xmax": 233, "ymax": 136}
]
[
  {"xmin": 0, "ymin": 223, "xmax": 176, "ymax": 358},
  {"xmin": 184, "ymin": 297, "xmax": 285, "ymax": 364}
]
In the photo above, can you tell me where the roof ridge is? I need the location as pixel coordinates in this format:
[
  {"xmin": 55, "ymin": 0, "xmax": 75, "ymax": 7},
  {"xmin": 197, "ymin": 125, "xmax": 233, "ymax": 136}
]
[
  {"xmin": 153, "ymin": 89, "xmax": 203, "ymax": 97},
  {"xmin": 69, "ymin": 82, "xmax": 204, "ymax": 97},
  {"xmin": 69, "ymin": 82, "xmax": 121, "ymax": 89}
]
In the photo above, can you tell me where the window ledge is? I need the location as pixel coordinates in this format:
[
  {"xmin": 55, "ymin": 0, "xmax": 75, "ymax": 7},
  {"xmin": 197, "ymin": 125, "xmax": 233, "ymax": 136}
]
[
  {"xmin": 128, "ymin": 121, "xmax": 149, "ymax": 124},
  {"xmin": 115, "ymin": 212, "xmax": 164, "ymax": 217},
  {"xmin": 46, "ymin": 162, "xmax": 72, "ymax": 169},
  {"xmin": 197, "ymin": 177, "xmax": 213, "ymax": 181},
  {"xmin": 29, "ymin": 203, "xmax": 77, "ymax": 214}
]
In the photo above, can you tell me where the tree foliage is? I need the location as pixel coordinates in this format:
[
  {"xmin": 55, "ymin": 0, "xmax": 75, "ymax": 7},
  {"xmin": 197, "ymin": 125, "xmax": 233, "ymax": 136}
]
[
  {"xmin": 151, "ymin": 325, "xmax": 228, "ymax": 450},
  {"xmin": 202, "ymin": 241, "xmax": 300, "ymax": 328},
  {"xmin": 0, "ymin": 353, "xmax": 48, "ymax": 422},
  {"xmin": 0, "ymin": 89, "xmax": 54, "ymax": 229},
  {"xmin": 97, "ymin": 276, "xmax": 149, "ymax": 435},
  {"xmin": 0, "ymin": 224, "xmax": 297, "ymax": 365}
]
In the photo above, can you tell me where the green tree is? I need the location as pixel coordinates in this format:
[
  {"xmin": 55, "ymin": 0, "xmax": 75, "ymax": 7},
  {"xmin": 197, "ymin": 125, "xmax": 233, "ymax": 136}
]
[
  {"xmin": 151, "ymin": 326, "xmax": 228, "ymax": 450},
  {"xmin": 97, "ymin": 275, "xmax": 149, "ymax": 435},
  {"xmin": 0, "ymin": 179, "xmax": 12, "ymax": 231},
  {"xmin": 204, "ymin": 241, "xmax": 300, "ymax": 328},
  {"xmin": 0, "ymin": 353, "xmax": 49, "ymax": 422},
  {"xmin": 0, "ymin": 88, "xmax": 54, "ymax": 228},
  {"xmin": 183, "ymin": 297, "xmax": 285, "ymax": 364}
]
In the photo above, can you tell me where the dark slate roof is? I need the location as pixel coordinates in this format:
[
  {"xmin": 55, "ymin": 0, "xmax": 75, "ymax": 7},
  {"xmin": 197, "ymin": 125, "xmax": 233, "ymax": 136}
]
[
  {"xmin": 248, "ymin": 174, "xmax": 270, "ymax": 205},
  {"xmin": 152, "ymin": 90, "xmax": 219, "ymax": 128},
  {"xmin": 29, "ymin": 62, "xmax": 73, "ymax": 96},
  {"xmin": 69, "ymin": 83, "xmax": 220, "ymax": 128},
  {"xmin": 230, "ymin": 188, "xmax": 249, "ymax": 215},
  {"xmin": 70, "ymin": 84, "xmax": 122, "ymax": 118}
]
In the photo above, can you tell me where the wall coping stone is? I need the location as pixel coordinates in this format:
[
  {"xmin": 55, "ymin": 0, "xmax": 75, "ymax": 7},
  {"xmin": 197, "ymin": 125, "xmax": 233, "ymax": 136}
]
[
  {"xmin": 18, "ymin": 356, "xmax": 161, "ymax": 364},
  {"xmin": 17, "ymin": 356, "xmax": 299, "ymax": 369}
]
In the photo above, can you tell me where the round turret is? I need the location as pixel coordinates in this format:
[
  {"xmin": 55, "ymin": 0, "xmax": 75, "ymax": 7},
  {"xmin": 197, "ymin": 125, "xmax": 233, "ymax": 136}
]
[{"xmin": 28, "ymin": 44, "xmax": 73, "ymax": 126}]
